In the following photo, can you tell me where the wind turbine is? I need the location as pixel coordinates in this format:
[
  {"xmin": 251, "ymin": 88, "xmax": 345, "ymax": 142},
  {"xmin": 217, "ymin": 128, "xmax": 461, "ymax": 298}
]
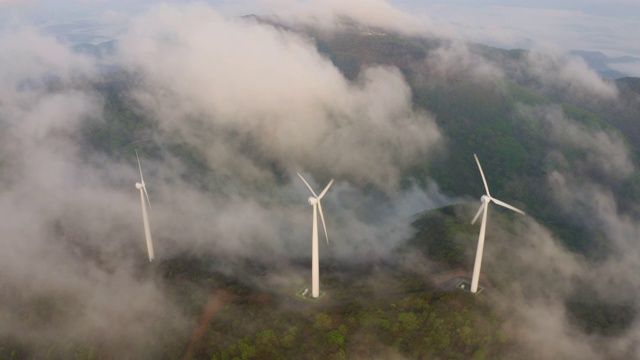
[
  {"xmin": 297, "ymin": 172, "xmax": 334, "ymax": 298},
  {"xmin": 135, "ymin": 150, "xmax": 154, "ymax": 262},
  {"xmin": 470, "ymin": 154, "xmax": 525, "ymax": 293}
]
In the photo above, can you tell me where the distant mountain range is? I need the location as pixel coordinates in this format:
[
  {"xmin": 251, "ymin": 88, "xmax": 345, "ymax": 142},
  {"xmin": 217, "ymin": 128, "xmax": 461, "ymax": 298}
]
[
  {"xmin": 42, "ymin": 20, "xmax": 121, "ymax": 45},
  {"xmin": 570, "ymin": 50, "xmax": 640, "ymax": 79},
  {"xmin": 72, "ymin": 40, "xmax": 116, "ymax": 59},
  {"xmin": 57, "ymin": 13, "xmax": 639, "ymax": 80}
]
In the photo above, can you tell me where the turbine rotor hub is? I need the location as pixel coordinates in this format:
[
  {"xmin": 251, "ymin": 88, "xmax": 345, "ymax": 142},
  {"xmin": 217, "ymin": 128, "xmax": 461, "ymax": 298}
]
[
  {"xmin": 308, "ymin": 196, "xmax": 318, "ymax": 206},
  {"xmin": 481, "ymin": 195, "xmax": 490, "ymax": 203},
  {"xmin": 136, "ymin": 182, "xmax": 143, "ymax": 189}
]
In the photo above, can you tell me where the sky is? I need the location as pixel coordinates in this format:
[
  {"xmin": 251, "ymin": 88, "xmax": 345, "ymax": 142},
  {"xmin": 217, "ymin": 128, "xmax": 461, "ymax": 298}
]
[
  {"xmin": 393, "ymin": 0, "xmax": 640, "ymax": 57},
  {"xmin": 1, "ymin": 0, "xmax": 640, "ymax": 59}
]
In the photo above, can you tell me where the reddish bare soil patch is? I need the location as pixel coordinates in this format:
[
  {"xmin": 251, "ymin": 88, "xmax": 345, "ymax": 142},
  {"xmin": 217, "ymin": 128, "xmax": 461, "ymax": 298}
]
[{"xmin": 181, "ymin": 290, "xmax": 273, "ymax": 360}]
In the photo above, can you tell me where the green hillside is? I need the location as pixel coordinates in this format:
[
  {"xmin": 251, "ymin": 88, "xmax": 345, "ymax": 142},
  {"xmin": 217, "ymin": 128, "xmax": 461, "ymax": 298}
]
[{"xmin": 312, "ymin": 28, "xmax": 640, "ymax": 256}]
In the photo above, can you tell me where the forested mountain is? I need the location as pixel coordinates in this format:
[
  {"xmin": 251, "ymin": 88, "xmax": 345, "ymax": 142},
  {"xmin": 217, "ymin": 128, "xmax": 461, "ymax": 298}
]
[
  {"xmin": 569, "ymin": 50, "xmax": 640, "ymax": 79},
  {"xmin": 309, "ymin": 27, "xmax": 640, "ymax": 253},
  {"xmin": 2, "ymin": 7, "xmax": 640, "ymax": 360}
]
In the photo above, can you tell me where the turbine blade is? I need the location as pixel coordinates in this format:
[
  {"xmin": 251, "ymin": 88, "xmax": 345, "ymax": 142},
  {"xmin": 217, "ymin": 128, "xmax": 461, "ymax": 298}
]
[
  {"xmin": 143, "ymin": 209, "xmax": 154, "ymax": 262},
  {"xmin": 142, "ymin": 184, "xmax": 152, "ymax": 212},
  {"xmin": 140, "ymin": 188, "xmax": 154, "ymax": 262},
  {"xmin": 474, "ymin": 154, "xmax": 490, "ymax": 197},
  {"xmin": 318, "ymin": 178, "xmax": 334, "ymax": 199},
  {"xmin": 471, "ymin": 202, "xmax": 485, "ymax": 225},
  {"xmin": 297, "ymin": 172, "xmax": 318, "ymax": 197},
  {"xmin": 492, "ymin": 198, "xmax": 526, "ymax": 215},
  {"xmin": 318, "ymin": 200, "xmax": 329, "ymax": 244},
  {"xmin": 136, "ymin": 149, "xmax": 145, "ymax": 185}
]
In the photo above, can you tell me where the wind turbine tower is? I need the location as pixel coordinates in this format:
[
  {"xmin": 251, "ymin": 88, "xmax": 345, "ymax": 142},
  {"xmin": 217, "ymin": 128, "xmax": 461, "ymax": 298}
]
[
  {"xmin": 136, "ymin": 150, "xmax": 154, "ymax": 262},
  {"xmin": 470, "ymin": 154, "xmax": 525, "ymax": 293},
  {"xmin": 297, "ymin": 172, "xmax": 334, "ymax": 298}
]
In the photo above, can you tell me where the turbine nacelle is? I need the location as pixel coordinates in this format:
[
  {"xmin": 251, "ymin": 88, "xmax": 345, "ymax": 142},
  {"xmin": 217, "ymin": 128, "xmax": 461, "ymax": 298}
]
[
  {"xmin": 136, "ymin": 182, "xmax": 144, "ymax": 190},
  {"xmin": 297, "ymin": 172, "xmax": 333, "ymax": 245},
  {"xmin": 480, "ymin": 195, "xmax": 490, "ymax": 203}
]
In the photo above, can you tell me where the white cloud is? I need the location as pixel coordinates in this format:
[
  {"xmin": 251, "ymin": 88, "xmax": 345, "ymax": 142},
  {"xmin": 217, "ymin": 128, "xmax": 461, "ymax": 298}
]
[
  {"xmin": 260, "ymin": 0, "xmax": 446, "ymax": 36},
  {"xmin": 118, "ymin": 2, "xmax": 443, "ymax": 190},
  {"xmin": 0, "ymin": 24, "xmax": 189, "ymax": 357},
  {"xmin": 424, "ymin": 40, "xmax": 505, "ymax": 82},
  {"xmin": 519, "ymin": 105, "xmax": 632, "ymax": 180}
]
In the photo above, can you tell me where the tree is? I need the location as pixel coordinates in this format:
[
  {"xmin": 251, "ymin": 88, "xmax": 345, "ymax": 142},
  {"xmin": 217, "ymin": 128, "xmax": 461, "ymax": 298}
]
[{"xmin": 314, "ymin": 313, "xmax": 332, "ymax": 331}]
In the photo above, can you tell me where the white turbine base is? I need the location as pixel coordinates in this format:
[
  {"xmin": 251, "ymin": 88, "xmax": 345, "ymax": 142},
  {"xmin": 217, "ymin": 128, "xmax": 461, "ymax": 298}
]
[
  {"xmin": 312, "ymin": 203, "xmax": 320, "ymax": 298},
  {"xmin": 140, "ymin": 187, "xmax": 154, "ymax": 262},
  {"xmin": 470, "ymin": 203, "xmax": 488, "ymax": 293}
]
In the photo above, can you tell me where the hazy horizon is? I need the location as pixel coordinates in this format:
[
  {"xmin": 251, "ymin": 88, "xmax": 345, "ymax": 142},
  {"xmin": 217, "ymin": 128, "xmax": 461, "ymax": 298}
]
[{"xmin": 1, "ymin": 0, "xmax": 639, "ymax": 59}]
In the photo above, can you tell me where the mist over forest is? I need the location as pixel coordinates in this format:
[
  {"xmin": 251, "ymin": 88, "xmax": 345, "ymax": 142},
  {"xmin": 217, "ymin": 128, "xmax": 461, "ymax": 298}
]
[{"xmin": 1, "ymin": 2, "xmax": 640, "ymax": 359}]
